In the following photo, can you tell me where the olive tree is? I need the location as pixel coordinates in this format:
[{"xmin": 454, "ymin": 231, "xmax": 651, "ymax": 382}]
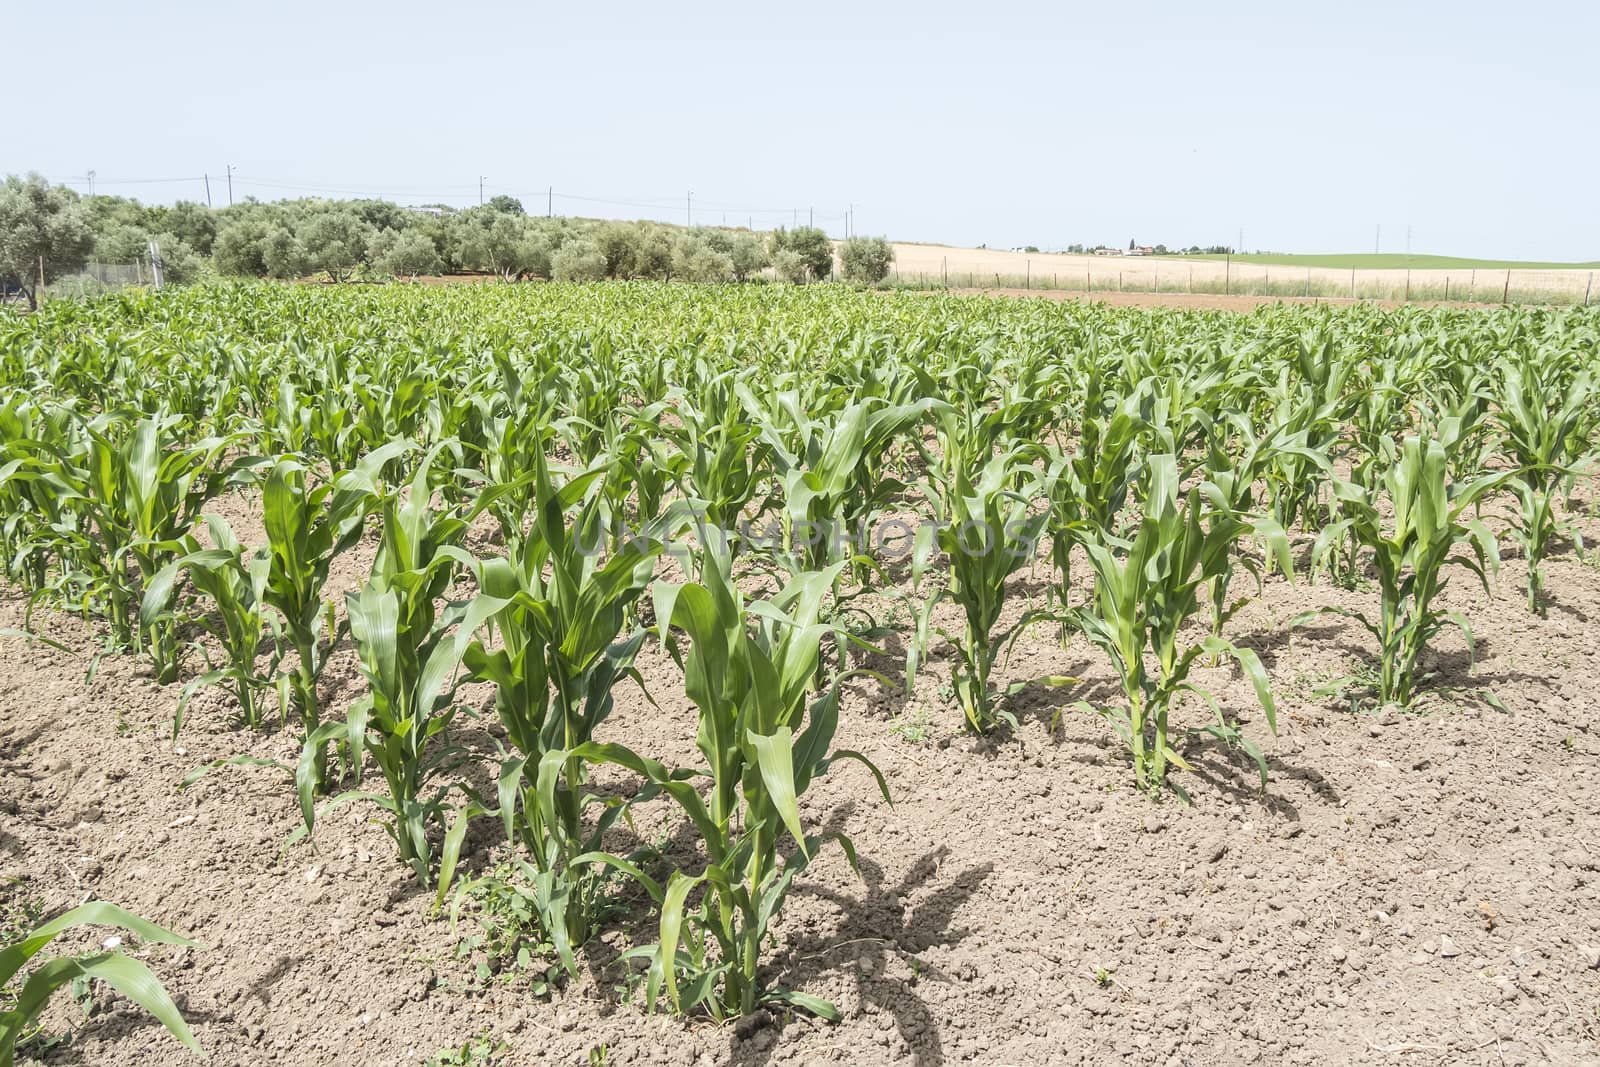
[
  {"xmin": 457, "ymin": 209, "xmax": 546, "ymax": 281},
  {"xmin": 772, "ymin": 248, "xmax": 809, "ymax": 284},
  {"xmin": 729, "ymin": 234, "xmax": 769, "ymax": 281},
  {"xmin": 672, "ymin": 236, "xmax": 734, "ymax": 282},
  {"xmin": 769, "ymin": 226, "xmax": 832, "ymax": 282},
  {"xmin": 297, "ymin": 208, "xmax": 373, "ymax": 282},
  {"xmin": 262, "ymin": 226, "xmax": 309, "ymax": 279},
  {"xmin": 551, "ymin": 238, "xmax": 607, "ymax": 282},
  {"xmin": 0, "ymin": 174, "xmax": 94, "ymax": 309},
  {"xmin": 840, "ymin": 235, "xmax": 893, "ymax": 285},
  {"xmin": 213, "ymin": 218, "xmax": 274, "ymax": 276},
  {"xmin": 369, "ymin": 228, "xmax": 443, "ymax": 280}
]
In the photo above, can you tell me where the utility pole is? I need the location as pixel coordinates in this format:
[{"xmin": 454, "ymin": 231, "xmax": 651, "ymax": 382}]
[
  {"xmin": 686, "ymin": 191, "xmax": 693, "ymax": 227},
  {"xmin": 1375, "ymin": 223, "xmax": 1380, "ymax": 254},
  {"xmin": 479, "ymin": 176, "xmax": 486, "ymax": 206},
  {"xmin": 848, "ymin": 203, "xmax": 854, "ymax": 238},
  {"xmin": 226, "ymin": 164, "xmax": 234, "ymax": 206},
  {"xmin": 1237, "ymin": 226, "xmax": 1243, "ymax": 254},
  {"xmin": 547, "ymin": 186, "xmax": 552, "ymax": 217},
  {"xmin": 809, "ymin": 206, "xmax": 813, "ymax": 227},
  {"xmin": 203, "ymin": 174, "xmax": 212, "ymax": 208},
  {"xmin": 86, "ymin": 170, "xmax": 95, "ymax": 197}
]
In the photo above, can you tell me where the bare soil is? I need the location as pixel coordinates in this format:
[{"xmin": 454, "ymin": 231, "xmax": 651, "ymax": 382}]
[{"xmin": 4, "ymin": 491, "xmax": 1600, "ymax": 1066}]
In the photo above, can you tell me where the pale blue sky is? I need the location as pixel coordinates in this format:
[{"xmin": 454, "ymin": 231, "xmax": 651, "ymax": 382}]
[{"xmin": 12, "ymin": 1, "xmax": 1599, "ymax": 260}]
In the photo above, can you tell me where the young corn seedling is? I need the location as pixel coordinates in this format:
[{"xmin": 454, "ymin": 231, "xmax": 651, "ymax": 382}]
[
  {"xmin": 30, "ymin": 410, "xmax": 243, "ymax": 679},
  {"xmin": 1258, "ymin": 331, "xmax": 1355, "ymax": 533},
  {"xmin": 617, "ymin": 540, "xmax": 887, "ymax": 1021},
  {"xmin": 450, "ymin": 447, "xmax": 669, "ymax": 971},
  {"xmin": 916, "ymin": 448, "xmax": 1048, "ymax": 732},
  {"xmin": 1039, "ymin": 376, "xmax": 1152, "ymax": 609},
  {"xmin": 1298, "ymin": 434, "xmax": 1504, "ymax": 707},
  {"xmin": 1070, "ymin": 455, "xmax": 1281, "ymax": 797},
  {"xmin": 261, "ymin": 439, "xmax": 411, "ymax": 793},
  {"xmin": 1492, "ymin": 355, "xmax": 1595, "ymax": 615},
  {"xmin": 0, "ymin": 902, "xmax": 201, "ymax": 1066},
  {"xmin": 741, "ymin": 386, "xmax": 931, "ymax": 576},
  {"xmin": 140, "ymin": 514, "xmax": 283, "ymax": 735},
  {"xmin": 658, "ymin": 388, "xmax": 772, "ymax": 545},
  {"xmin": 464, "ymin": 404, "xmax": 556, "ymax": 552},
  {"xmin": 1198, "ymin": 416, "xmax": 1305, "ymax": 641},
  {"xmin": 300, "ymin": 444, "xmax": 497, "ymax": 885},
  {"xmin": 0, "ymin": 399, "xmax": 77, "ymax": 596}
]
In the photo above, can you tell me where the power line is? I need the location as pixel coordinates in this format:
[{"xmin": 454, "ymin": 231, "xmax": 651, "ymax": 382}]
[{"xmin": 51, "ymin": 175, "xmax": 206, "ymax": 186}]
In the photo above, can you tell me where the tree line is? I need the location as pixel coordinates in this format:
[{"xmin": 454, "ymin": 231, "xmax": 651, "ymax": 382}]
[{"xmin": 0, "ymin": 174, "xmax": 896, "ymax": 306}]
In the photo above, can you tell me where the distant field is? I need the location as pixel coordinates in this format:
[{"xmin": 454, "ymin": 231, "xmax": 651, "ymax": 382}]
[
  {"xmin": 1178, "ymin": 252, "xmax": 1600, "ymax": 271},
  {"xmin": 886, "ymin": 243, "xmax": 1598, "ymax": 304}
]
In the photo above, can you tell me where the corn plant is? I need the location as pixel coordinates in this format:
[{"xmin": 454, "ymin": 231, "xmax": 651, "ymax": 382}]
[
  {"xmin": 617, "ymin": 541, "xmax": 887, "ymax": 1020},
  {"xmin": 1492, "ymin": 355, "xmax": 1596, "ymax": 614},
  {"xmin": 1298, "ymin": 434, "xmax": 1503, "ymax": 707},
  {"xmin": 658, "ymin": 386, "xmax": 772, "ymax": 544},
  {"xmin": 1068, "ymin": 455, "xmax": 1281, "ymax": 796},
  {"xmin": 1039, "ymin": 375, "xmax": 1152, "ymax": 606},
  {"xmin": 463, "ymin": 405, "xmax": 555, "ymax": 552},
  {"xmin": 741, "ymin": 387, "xmax": 931, "ymax": 575},
  {"xmin": 0, "ymin": 902, "xmax": 201, "ymax": 1066},
  {"xmin": 1258, "ymin": 331, "xmax": 1355, "ymax": 532},
  {"xmin": 260, "ymin": 439, "xmax": 411, "ymax": 793},
  {"xmin": 599, "ymin": 419, "xmax": 682, "ymax": 558},
  {"xmin": 140, "ymin": 514, "xmax": 282, "ymax": 735},
  {"xmin": 1198, "ymin": 417, "xmax": 1305, "ymax": 640},
  {"xmin": 916, "ymin": 448, "xmax": 1048, "ymax": 732},
  {"xmin": 451, "ymin": 448, "xmax": 668, "ymax": 969},
  {"xmin": 300, "ymin": 445, "xmax": 494, "ymax": 885},
  {"xmin": 7, "ymin": 410, "xmax": 242, "ymax": 679},
  {"xmin": 0, "ymin": 400, "xmax": 81, "ymax": 596}
]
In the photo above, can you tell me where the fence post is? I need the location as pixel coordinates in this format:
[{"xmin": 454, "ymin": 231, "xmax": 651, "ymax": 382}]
[
  {"xmin": 1025, "ymin": 258, "xmax": 1031, "ymax": 289},
  {"xmin": 1469, "ymin": 269, "xmax": 1476, "ymax": 301},
  {"xmin": 942, "ymin": 257, "xmax": 947, "ymax": 287},
  {"xmin": 1502, "ymin": 270, "xmax": 1511, "ymax": 304},
  {"xmin": 1118, "ymin": 271, "xmax": 1123, "ymax": 292},
  {"xmin": 1086, "ymin": 266, "xmax": 1091, "ymax": 292},
  {"xmin": 1350, "ymin": 267, "xmax": 1356, "ymax": 300},
  {"xmin": 1586, "ymin": 272, "xmax": 1593, "ymax": 306},
  {"xmin": 1405, "ymin": 268, "xmax": 1411, "ymax": 303},
  {"xmin": 1225, "ymin": 255, "xmax": 1231, "ymax": 296},
  {"xmin": 1444, "ymin": 277, "xmax": 1449, "ymax": 302}
]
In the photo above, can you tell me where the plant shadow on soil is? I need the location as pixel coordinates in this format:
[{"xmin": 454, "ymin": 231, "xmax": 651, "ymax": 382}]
[
  {"xmin": 28, "ymin": 1003, "xmax": 230, "ymax": 1066},
  {"xmin": 742, "ymin": 806, "xmax": 992, "ymax": 1067},
  {"xmin": 1183, "ymin": 737, "xmax": 1340, "ymax": 818}
]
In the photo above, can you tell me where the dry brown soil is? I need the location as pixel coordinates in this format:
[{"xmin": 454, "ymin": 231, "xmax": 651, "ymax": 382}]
[{"xmin": 4, "ymin": 489, "xmax": 1600, "ymax": 1066}]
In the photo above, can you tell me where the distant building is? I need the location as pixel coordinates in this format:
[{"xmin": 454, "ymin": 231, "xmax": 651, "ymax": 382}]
[{"xmin": 1126, "ymin": 246, "xmax": 1155, "ymax": 256}]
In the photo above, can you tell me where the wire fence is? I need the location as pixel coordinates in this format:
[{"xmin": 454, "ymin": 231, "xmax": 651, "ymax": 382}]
[
  {"xmin": 26, "ymin": 259, "xmax": 156, "ymax": 303},
  {"xmin": 885, "ymin": 257, "xmax": 1598, "ymax": 307}
]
